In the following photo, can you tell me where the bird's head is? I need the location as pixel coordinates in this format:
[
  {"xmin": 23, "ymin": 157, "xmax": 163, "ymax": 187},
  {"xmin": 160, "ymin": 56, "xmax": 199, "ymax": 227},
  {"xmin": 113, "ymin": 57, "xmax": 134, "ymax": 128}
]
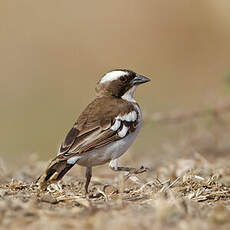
[{"xmin": 96, "ymin": 69, "xmax": 150, "ymax": 101}]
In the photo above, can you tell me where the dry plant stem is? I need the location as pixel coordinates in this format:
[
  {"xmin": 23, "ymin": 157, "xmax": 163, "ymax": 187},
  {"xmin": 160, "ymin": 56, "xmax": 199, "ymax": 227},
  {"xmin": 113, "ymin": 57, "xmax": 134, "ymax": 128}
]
[{"xmin": 3, "ymin": 155, "xmax": 230, "ymax": 230}]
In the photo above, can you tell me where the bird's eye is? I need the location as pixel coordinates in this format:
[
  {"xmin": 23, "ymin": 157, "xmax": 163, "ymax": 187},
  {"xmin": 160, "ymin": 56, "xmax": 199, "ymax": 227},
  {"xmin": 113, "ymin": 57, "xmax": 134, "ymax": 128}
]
[{"xmin": 120, "ymin": 76, "xmax": 126, "ymax": 82}]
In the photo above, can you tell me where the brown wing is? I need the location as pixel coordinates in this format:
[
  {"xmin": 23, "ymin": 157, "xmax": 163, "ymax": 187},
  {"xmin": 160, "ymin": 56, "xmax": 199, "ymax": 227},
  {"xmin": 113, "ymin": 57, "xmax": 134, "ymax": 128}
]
[{"xmin": 58, "ymin": 97, "xmax": 138, "ymax": 156}]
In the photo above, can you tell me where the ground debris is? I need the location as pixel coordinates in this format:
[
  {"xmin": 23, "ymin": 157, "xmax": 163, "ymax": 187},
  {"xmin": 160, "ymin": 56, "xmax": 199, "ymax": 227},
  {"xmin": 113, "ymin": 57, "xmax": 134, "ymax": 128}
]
[
  {"xmin": 1, "ymin": 155, "xmax": 230, "ymax": 229},
  {"xmin": 39, "ymin": 194, "xmax": 58, "ymax": 204}
]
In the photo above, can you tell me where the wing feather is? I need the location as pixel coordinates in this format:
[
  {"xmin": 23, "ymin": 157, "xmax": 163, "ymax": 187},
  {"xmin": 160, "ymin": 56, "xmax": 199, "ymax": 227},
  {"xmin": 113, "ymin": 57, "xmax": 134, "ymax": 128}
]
[{"xmin": 58, "ymin": 97, "xmax": 139, "ymax": 157}]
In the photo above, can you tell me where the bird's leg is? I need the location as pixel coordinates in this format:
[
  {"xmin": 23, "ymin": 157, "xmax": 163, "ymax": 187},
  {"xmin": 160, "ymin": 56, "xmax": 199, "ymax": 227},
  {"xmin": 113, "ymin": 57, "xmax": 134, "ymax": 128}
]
[
  {"xmin": 85, "ymin": 167, "xmax": 92, "ymax": 194},
  {"xmin": 109, "ymin": 159, "xmax": 148, "ymax": 174}
]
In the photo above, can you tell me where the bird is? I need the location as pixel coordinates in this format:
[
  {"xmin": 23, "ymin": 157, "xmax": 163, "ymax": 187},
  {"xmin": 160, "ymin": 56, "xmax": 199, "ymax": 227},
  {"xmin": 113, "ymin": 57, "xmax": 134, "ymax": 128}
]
[{"xmin": 38, "ymin": 69, "xmax": 150, "ymax": 193}]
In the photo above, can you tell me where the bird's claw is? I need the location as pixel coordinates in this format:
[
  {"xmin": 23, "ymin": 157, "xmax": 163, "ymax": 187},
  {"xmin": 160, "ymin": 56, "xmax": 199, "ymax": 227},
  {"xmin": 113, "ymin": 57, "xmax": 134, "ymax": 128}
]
[{"xmin": 131, "ymin": 165, "xmax": 150, "ymax": 174}]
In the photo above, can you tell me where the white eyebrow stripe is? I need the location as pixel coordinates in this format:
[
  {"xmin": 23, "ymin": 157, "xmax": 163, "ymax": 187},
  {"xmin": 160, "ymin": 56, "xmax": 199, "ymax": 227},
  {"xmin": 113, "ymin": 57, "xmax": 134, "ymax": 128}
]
[
  {"xmin": 110, "ymin": 119, "xmax": 121, "ymax": 131},
  {"xmin": 100, "ymin": 70, "xmax": 128, "ymax": 83},
  {"xmin": 118, "ymin": 125, "xmax": 129, "ymax": 138}
]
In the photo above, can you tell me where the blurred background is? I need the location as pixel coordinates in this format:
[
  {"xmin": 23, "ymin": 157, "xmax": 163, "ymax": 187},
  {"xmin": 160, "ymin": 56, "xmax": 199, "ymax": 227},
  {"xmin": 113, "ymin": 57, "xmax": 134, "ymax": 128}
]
[{"xmin": 1, "ymin": 0, "xmax": 230, "ymax": 169}]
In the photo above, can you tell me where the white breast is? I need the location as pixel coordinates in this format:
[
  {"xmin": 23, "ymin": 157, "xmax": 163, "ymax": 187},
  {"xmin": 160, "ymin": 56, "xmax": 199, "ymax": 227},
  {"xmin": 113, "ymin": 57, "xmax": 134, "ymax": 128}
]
[{"xmin": 74, "ymin": 104, "xmax": 142, "ymax": 167}]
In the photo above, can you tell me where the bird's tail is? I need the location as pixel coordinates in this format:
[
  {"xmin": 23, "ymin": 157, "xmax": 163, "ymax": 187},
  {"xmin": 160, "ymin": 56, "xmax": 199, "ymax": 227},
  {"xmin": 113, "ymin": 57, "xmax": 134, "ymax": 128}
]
[{"xmin": 37, "ymin": 155, "xmax": 74, "ymax": 189}]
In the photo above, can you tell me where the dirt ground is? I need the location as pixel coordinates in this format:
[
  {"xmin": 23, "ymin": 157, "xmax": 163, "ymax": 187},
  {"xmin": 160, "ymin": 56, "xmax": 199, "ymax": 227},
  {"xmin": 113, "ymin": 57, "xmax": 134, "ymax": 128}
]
[
  {"xmin": 1, "ymin": 113, "xmax": 230, "ymax": 230},
  {"xmin": 1, "ymin": 153, "xmax": 230, "ymax": 230}
]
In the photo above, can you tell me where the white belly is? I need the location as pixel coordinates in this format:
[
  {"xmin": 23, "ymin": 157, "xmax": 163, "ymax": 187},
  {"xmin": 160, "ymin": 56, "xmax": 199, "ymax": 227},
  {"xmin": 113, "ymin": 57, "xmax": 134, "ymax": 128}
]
[{"xmin": 76, "ymin": 123, "xmax": 141, "ymax": 167}]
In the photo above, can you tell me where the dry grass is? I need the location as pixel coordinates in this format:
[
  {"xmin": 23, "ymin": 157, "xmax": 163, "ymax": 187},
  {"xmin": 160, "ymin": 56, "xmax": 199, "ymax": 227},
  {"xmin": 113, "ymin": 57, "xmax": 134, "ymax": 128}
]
[
  {"xmin": 1, "ymin": 152, "xmax": 230, "ymax": 230},
  {"xmin": 2, "ymin": 110, "xmax": 230, "ymax": 230}
]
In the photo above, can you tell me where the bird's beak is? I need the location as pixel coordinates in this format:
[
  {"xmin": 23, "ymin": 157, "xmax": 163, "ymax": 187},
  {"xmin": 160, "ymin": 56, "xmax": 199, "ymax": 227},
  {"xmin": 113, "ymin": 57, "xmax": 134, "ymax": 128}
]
[{"xmin": 133, "ymin": 74, "xmax": 151, "ymax": 86}]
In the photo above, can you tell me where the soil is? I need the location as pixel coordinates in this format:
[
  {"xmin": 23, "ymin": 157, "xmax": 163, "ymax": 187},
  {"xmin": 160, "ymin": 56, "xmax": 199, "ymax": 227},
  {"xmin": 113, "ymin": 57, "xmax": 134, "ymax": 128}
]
[{"xmin": 1, "ymin": 153, "xmax": 230, "ymax": 230}]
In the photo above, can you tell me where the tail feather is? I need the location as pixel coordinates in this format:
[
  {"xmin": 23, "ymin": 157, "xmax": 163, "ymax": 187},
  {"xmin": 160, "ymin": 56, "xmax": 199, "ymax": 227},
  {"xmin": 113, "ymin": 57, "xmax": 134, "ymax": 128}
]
[
  {"xmin": 56, "ymin": 163, "xmax": 74, "ymax": 180},
  {"xmin": 38, "ymin": 156, "xmax": 74, "ymax": 189}
]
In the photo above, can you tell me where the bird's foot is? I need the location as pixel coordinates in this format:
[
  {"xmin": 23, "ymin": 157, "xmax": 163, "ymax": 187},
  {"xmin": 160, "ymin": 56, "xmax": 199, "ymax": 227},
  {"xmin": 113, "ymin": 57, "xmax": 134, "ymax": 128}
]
[
  {"xmin": 110, "ymin": 165, "xmax": 149, "ymax": 174},
  {"xmin": 131, "ymin": 165, "xmax": 150, "ymax": 174}
]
